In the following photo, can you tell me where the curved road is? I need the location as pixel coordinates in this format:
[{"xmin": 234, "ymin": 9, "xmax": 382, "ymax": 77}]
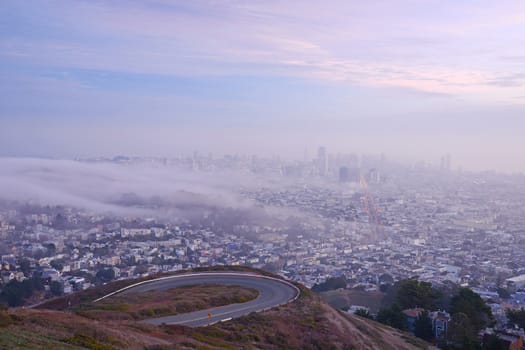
[{"xmin": 94, "ymin": 272, "xmax": 300, "ymax": 327}]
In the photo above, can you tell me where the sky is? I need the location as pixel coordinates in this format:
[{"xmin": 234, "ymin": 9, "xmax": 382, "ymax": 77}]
[{"xmin": 1, "ymin": 0, "xmax": 524, "ymax": 172}]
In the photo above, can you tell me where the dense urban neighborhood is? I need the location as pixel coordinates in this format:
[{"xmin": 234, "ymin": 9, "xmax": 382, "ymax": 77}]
[{"xmin": 1, "ymin": 154, "xmax": 525, "ymax": 348}]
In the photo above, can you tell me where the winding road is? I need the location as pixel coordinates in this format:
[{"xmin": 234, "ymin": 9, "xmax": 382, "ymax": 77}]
[{"xmin": 94, "ymin": 272, "xmax": 300, "ymax": 327}]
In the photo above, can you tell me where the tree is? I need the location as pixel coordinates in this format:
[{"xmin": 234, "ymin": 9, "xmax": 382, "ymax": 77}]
[
  {"xmin": 96, "ymin": 268, "xmax": 115, "ymax": 282},
  {"xmin": 19, "ymin": 258, "xmax": 31, "ymax": 276},
  {"xmin": 0, "ymin": 278, "xmax": 36, "ymax": 306},
  {"xmin": 496, "ymin": 287, "xmax": 511, "ymax": 299},
  {"xmin": 354, "ymin": 309, "xmax": 372, "ymax": 319},
  {"xmin": 93, "ymin": 246, "xmax": 109, "ymax": 257},
  {"xmin": 311, "ymin": 276, "xmax": 347, "ymax": 293},
  {"xmin": 33, "ymin": 249, "xmax": 45, "ymax": 260},
  {"xmin": 435, "ymin": 280, "xmax": 460, "ymax": 311},
  {"xmin": 379, "ymin": 283, "xmax": 391, "ymax": 293},
  {"xmin": 414, "ymin": 311, "xmax": 433, "ymax": 341},
  {"xmin": 151, "ymin": 255, "xmax": 163, "ymax": 265},
  {"xmin": 506, "ymin": 308, "xmax": 525, "ymax": 329},
  {"xmin": 71, "ymin": 270, "xmax": 96, "ymax": 283},
  {"xmin": 376, "ymin": 304, "xmax": 407, "ymax": 330},
  {"xmin": 396, "ymin": 279, "xmax": 441, "ymax": 310},
  {"xmin": 379, "ymin": 273, "xmax": 394, "ymax": 285},
  {"xmin": 133, "ymin": 264, "xmax": 148, "ymax": 275},
  {"xmin": 50, "ymin": 281, "xmax": 63, "ymax": 296},
  {"xmin": 0, "ymin": 281, "xmax": 25, "ymax": 306},
  {"xmin": 381, "ymin": 278, "xmax": 442, "ymax": 310},
  {"xmin": 50, "ymin": 259, "xmax": 64, "ymax": 272},
  {"xmin": 31, "ymin": 271, "xmax": 44, "ymax": 291},
  {"xmin": 448, "ymin": 313, "xmax": 479, "ymax": 350},
  {"xmin": 42, "ymin": 243, "xmax": 56, "ymax": 257},
  {"xmin": 482, "ymin": 334, "xmax": 507, "ymax": 350},
  {"xmin": 450, "ymin": 288, "xmax": 493, "ymax": 332}
]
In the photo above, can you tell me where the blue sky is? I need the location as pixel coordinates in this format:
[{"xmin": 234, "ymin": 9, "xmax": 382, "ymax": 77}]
[{"xmin": 1, "ymin": 0, "xmax": 524, "ymax": 171}]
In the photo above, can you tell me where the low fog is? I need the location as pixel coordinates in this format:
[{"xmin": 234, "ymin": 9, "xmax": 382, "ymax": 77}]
[{"xmin": 0, "ymin": 157, "xmax": 255, "ymax": 217}]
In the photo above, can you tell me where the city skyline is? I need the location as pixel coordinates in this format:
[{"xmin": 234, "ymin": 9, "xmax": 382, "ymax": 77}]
[{"xmin": 1, "ymin": 1, "xmax": 525, "ymax": 172}]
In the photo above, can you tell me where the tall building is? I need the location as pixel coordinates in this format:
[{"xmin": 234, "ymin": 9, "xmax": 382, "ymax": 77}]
[
  {"xmin": 367, "ymin": 168, "xmax": 381, "ymax": 183},
  {"xmin": 339, "ymin": 166, "xmax": 360, "ymax": 183},
  {"xmin": 347, "ymin": 167, "xmax": 360, "ymax": 183},
  {"xmin": 440, "ymin": 154, "xmax": 451, "ymax": 171},
  {"xmin": 339, "ymin": 166, "xmax": 350, "ymax": 183},
  {"xmin": 317, "ymin": 146, "xmax": 328, "ymax": 176}
]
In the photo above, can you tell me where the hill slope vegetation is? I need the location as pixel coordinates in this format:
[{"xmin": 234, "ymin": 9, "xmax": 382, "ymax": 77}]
[{"xmin": 0, "ymin": 268, "xmax": 434, "ymax": 350}]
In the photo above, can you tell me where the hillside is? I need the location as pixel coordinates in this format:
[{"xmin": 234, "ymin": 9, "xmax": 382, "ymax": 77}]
[{"xmin": 0, "ymin": 268, "xmax": 435, "ymax": 350}]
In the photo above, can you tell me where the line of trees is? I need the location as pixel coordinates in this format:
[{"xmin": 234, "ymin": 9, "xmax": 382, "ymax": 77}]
[
  {"xmin": 355, "ymin": 278, "xmax": 495, "ymax": 350},
  {"xmin": 311, "ymin": 276, "xmax": 347, "ymax": 293},
  {"xmin": 0, "ymin": 272, "xmax": 44, "ymax": 306}
]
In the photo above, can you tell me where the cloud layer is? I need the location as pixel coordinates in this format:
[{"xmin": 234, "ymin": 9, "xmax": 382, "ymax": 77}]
[
  {"xmin": 0, "ymin": 157, "xmax": 252, "ymax": 216},
  {"xmin": 2, "ymin": 0, "xmax": 525, "ymax": 98}
]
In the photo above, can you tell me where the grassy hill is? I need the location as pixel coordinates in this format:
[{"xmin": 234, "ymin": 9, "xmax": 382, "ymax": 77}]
[{"xmin": 0, "ymin": 267, "xmax": 435, "ymax": 350}]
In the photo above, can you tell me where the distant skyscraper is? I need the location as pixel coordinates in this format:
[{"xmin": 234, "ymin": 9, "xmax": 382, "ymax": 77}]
[
  {"xmin": 440, "ymin": 154, "xmax": 451, "ymax": 171},
  {"xmin": 317, "ymin": 146, "xmax": 328, "ymax": 176},
  {"xmin": 367, "ymin": 168, "xmax": 381, "ymax": 183},
  {"xmin": 380, "ymin": 153, "xmax": 386, "ymax": 170},
  {"xmin": 347, "ymin": 167, "xmax": 360, "ymax": 183},
  {"xmin": 445, "ymin": 153, "xmax": 451, "ymax": 171},
  {"xmin": 339, "ymin": 166, "xmax": 350, "ymax": 183}
]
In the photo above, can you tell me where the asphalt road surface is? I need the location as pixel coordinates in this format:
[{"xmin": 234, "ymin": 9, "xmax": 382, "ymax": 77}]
[{"xmin": 97, "ymin": 272, "xmax": 300, "ymax": 327}]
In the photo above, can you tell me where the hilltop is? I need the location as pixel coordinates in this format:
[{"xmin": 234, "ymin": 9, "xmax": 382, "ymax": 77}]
[{"xmin": 0, "ymin": 267, "xmax": 434, "ymax": 350}]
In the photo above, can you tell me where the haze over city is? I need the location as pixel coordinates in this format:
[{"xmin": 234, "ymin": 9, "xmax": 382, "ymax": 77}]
[
  {"xmin": 3, "ymin": 2, "xmax": 525, "ymax": 349},
  {"xmin": 1, "ymin": 0, "xmax": 525, "ymax": 172}
]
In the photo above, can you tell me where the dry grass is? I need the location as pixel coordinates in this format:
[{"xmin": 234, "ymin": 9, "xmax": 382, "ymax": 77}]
[
  {"xmin": 8, "ymin": 268, "xmax": 434, "ymax": 350},
  {"xmin": 36, "ymin": 265, "xmax": 280, "ymax": 311},
  {"xmin": 319, "ymin": 289, "xmax": 385, "ymax": 313},
  {"xmin": 194, "ymin": 292, "xmax": 433, "ymax": 350},
  {"xmin": 75, "ymin": 284, "xmax": 258, "ymax": 321}
]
